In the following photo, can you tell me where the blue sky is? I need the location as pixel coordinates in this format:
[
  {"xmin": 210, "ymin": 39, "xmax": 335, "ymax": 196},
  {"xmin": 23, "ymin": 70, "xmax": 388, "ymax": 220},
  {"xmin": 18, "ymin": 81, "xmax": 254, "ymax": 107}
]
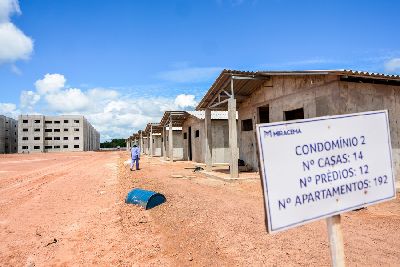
[{"xmin": 0, "ymin": 0, "xmax": 399, "ymax": 141}]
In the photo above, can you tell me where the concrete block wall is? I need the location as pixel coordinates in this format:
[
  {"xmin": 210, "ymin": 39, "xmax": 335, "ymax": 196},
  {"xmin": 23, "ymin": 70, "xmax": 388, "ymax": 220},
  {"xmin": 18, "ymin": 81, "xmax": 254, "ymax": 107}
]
[
  {"xmin": 165, "ymin": 130, "xmax": 184, "ymax": 160},
  {"xmin": 182, "ymin": 116, "xmax": 203, "ymax": 162},
  {"xmin": 237, "ymin": 74, "xmax": 400, "ymax": 176},
  {"xmin": 6, "ymin": 117, "xmax": 18, "ymax": 153},
  {"xmin": 18, "ymin": 115, "xmax": 45, "ymax": 153},
  {"xmin": 336, "ymin": 81, "xmax": 400, "ymax": 177},
  {"xmin": 143, "ymin": 137, "xmax": 149, "ymax": 154},
  {"xmin": 211, "ymin": 120, "xmax": 230, "ymax": 163},
  {"xmin": 83, "ymin": 117, "xmax": 100, "ymax": 151},
  {"xmin": 152, "ymin": 134, "xmax": 162, "ymax": 156},
  {"xmin": 0, "ymin": 115, "xmax": 5, "ymax": 153},
  {"xmin": 0, "ymin": 115, "xmax": 18, "ymax": 154},
  {"xmin": 18, "ymin": 115, "xmax": 99, "ymax": 153},
  {"xmin": 238, "ymin": 75, "xmax": 340, "ymax": 171},
  {"xmin": 182, "ymin": 117, "xmax": 230, "ymax": 164}
]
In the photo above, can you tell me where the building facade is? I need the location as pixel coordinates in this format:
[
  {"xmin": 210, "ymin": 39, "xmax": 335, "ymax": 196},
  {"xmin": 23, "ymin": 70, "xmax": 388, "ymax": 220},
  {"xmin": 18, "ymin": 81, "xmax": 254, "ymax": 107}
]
[
  {"xmin": 0, "ymin": 115, "xmax": 18, "ymax": 154},
  {"xmin": 181, "ymin": 111, "xmax": 230, "ymax": 164},
  {"xmin": 18, "ymin": 115, "xmax": 100, "ymax": 153},
  {"xmin": 197, "ymin": 69, "xmax": 400, "ymax": 176},
  {"xmin": 165, "ymin": 128, "xmax": 184, "ymax": 160},
  {"xmin": 143, "ymin": 123, "xmax": 163, "ymax": 157}
]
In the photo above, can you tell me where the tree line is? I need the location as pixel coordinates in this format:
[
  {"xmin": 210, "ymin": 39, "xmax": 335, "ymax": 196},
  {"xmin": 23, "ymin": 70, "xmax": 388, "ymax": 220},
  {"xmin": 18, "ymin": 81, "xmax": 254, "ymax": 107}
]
[{"xmin": 100, "ymin": 139, "xmax": 126, "ymax": 148}]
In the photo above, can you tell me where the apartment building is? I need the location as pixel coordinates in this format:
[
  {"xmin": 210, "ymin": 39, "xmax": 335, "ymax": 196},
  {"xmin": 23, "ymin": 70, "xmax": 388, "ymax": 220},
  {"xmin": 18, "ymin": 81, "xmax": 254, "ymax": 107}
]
[
  {"xmin": 0, "ymin": 115, "xmax": 18, "ymax": 154},
  {"xmin": 18, "ymin": 115, "xmax": 100, "ymax": 153}
]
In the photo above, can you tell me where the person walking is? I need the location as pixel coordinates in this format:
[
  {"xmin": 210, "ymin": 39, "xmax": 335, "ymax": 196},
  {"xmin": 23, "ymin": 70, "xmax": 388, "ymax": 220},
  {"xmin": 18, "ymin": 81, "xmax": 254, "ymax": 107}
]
[{"xmin": 130, "ymin": 144, "xmax": 140, "ymax": 171}]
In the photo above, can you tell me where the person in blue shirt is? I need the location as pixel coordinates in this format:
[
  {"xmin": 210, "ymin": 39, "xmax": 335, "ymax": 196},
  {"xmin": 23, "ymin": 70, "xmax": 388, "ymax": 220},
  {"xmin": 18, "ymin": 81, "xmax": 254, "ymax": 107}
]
[{"xmin": 130, "ymin": 144, "xmax": 140, "ymax": 171}]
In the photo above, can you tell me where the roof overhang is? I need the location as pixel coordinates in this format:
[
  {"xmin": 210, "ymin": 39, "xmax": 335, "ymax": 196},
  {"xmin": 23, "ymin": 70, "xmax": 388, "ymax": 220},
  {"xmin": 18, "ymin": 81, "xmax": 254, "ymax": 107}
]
[
  {"xmin": 196, "ymin": 69, "xmax": 400, "ymax": 110},
  {"xmin": 196, "ymin": 70, "xmax": 268, "ymax": 110},
  {"xmin": 160, "ymin": 111, "xmax": 189, "ymax": 127},
  {"xmin": 144, "ymin": 123, "xmax": 163, "ymax": 134}
]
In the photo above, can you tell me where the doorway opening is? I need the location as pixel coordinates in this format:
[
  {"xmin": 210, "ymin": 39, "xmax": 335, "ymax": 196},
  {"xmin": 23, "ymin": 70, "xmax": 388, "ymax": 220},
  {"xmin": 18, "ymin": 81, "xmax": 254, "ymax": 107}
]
[{"xmin": 188, "ymin": 126, "xmax": 192, "ymax": 161}]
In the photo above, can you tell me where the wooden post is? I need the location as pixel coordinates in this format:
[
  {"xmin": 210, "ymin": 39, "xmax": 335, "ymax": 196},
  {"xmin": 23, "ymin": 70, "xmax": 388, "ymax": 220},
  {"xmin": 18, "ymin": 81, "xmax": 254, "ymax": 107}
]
[
  {"xmin": 326, "ymin": 215, "xmax": 345, "ymax": 267},
  {"xmin": 205, "ymin": 108, "xmax": 213, "ymax": 171},
  {"xmin": 169, "ymin": 119, "xmax": 174, "ymax": 162}
]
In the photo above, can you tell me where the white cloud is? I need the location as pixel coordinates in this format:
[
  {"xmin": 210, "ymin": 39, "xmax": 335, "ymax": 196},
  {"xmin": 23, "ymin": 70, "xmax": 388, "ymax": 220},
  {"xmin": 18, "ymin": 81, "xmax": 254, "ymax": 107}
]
[
  {"xmin": 35, "ymin": 73, "xmax": 66, "ymax": 94},
  {"xmin": 158, "ymin": 67, "xmax": 221, "ymax": 83},
  {"xmin": 384, "ymin": 58, "xmax": 400, "ymax": 73},
  {"xmin": 20, "ymin": 90, "xmax": 40, "ymax": 109},
  {"xmin": 0, "ymin": 102, "xmax": 19, "ymax": 118},
  {"xmin": 174, "ymin": 94, "xmax": 197, "ymax": 108},
  {"xmin": 86, "ymin": 94, "xmax": 197, "ymax": 141},
  {"xmin": 87, "ymin": 88, "xmax": 119, "ymax": 100},
  {"xmin": 11, "ymin": 71, "xmax": 200, "ymax": 141},
  {"xmin": 0, "ymin": 22, "xmax": 33, "ymax": 64},
  {"xmin": 0, "ymin": 0, "xmax": 33, "ymax": 65},
  {"xmin": 0, "ymin": 0, "xmax": 20, "ymax": 23},
  {"xmin": 45, "ymin": 88, "xmax": 90, "ymax": 112}
]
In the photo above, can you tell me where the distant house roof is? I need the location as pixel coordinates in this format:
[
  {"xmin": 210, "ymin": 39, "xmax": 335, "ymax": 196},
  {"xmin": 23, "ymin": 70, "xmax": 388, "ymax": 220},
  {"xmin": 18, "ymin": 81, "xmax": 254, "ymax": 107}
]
[
  {"xmin": 196, "ymin": 69, "xmax": 400, "ymax": 110},
  {"xmin": 144, "ymin": 123, "xmax": 163, "ymax": 133},
  {"xmin": 159, "ymin": 111, "xmax": 187, "ymax": 127}
]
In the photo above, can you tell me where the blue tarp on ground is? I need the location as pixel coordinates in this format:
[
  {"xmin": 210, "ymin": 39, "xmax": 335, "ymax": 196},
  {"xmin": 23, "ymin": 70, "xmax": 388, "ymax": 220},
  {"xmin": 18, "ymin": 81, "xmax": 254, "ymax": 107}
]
[{"xmin": 125, "ymin": 188, "xmax": 166, "ymax": 210}]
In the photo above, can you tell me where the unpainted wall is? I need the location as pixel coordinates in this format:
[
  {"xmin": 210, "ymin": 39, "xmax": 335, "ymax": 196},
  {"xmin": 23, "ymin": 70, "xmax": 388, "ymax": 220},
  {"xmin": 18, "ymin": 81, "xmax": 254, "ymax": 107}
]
[
  {"xmin": 182, "ymin": 116, "xmax": 203, "ymax": 162},
  {"xmin": 152, "ymin": 135, "xmax": 162, "ymax": 156},
  {"xmin": 165, "ymin": 130, "xmax": 184, "ymax": 160},
  {"xmin": 238, "ymin": 75, "xmax": 339, "ymax": 171},
  {"xmin": 182, "ymin": 116, "xmax": 230, "ymax": 164},
  {"xmin": 238, "ymin": 74, "xmax": 400, "ymax": 178},
  {"xmin": 143, "ymin": 137, "xmax": 149, "ymax": 154},
  {"xmin": 336, "ymin": 81, "xmax": 400, "ymax": 176},
  {"xmin": 0, "ymin": 115, "xmax": 18, "ymax": 154}
]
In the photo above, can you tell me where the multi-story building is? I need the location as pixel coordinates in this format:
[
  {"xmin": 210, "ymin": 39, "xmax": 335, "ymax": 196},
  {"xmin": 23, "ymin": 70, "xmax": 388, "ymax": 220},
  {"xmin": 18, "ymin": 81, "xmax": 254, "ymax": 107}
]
[
  {"xmin": 18, "ymin": 115, "xmax": 100, "ymax": 153},
  {"xmin": 0, "ymin": 115, "xmax": 18, "ymax": 154}
]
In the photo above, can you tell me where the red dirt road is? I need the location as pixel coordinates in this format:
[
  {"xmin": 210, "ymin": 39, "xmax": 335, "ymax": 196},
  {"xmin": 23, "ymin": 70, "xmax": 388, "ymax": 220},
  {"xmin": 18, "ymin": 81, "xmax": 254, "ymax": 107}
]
[{"xmin": 0, "ymin": 151, "xmax": 399, "ymax": 266}]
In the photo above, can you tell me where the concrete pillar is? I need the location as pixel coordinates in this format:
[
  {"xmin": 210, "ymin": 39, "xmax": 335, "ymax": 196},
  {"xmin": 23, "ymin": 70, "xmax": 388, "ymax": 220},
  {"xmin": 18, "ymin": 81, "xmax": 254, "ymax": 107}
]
[
  {"xmin": 169, "ymin": 119, "xmax": 173, "ymax": 162},
  {"xmin": 205, "ymin": 108, "xmax": 212, "ymax": 171},
  {"xmin": 228, "ymin": 98, "xmax": 239, "ymax": 178},
  {"xmin": 126, "ymin": 139, "xmax": 130, "ymax": 151},
  {"xmin": 162, "ymin": 126, "xmax": 167, "ymax": 160},
  {"xmin": 140, "ymin": 132, "xmax": 143, "ymax": 155},
  {"xmin": 150, "ymin": 125, "xmax": 153, "ymax": 157},
  {"xmin": 147, "ymin": 133, "xmax": 150, "ymax": 155}
]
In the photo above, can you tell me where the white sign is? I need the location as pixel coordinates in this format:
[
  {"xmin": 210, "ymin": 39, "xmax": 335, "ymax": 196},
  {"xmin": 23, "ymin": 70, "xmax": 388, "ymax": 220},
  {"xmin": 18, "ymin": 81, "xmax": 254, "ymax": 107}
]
[{"xmin": 256, "ymin": 110, "xmax": 396, "ymax": 233}]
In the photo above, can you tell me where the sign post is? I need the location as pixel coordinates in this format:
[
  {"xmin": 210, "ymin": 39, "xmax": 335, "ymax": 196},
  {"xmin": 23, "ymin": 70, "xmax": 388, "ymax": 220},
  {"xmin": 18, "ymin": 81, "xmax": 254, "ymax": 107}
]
[
  {"xmin": 256, "ymin": 110, "xmax": 396, "ymax": 266},
  {"xmin": 326, "ymin": 215, "xmax": 345, "ymax": 267}
]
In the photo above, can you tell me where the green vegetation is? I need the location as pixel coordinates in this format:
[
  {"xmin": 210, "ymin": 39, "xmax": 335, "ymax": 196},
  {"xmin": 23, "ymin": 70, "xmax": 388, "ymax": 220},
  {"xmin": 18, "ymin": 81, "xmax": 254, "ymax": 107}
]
[{"xmin": 100, "ymin": 139, "xmax": 126, "ymax": 148}]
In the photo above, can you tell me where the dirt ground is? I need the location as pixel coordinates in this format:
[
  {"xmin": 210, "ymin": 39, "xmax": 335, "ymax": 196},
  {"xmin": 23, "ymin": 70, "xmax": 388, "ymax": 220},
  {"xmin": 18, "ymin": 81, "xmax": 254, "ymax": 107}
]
[{"xmin": 0, "ymin": 151, "xmax": 399, "ymax": 266}]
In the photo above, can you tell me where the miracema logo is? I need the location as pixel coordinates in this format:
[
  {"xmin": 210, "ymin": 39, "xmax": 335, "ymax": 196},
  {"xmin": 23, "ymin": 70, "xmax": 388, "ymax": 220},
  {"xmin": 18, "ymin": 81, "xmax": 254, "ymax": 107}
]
[{"xmin": 264, "ymin": 128, "xmax": 302, "ymax": 138}]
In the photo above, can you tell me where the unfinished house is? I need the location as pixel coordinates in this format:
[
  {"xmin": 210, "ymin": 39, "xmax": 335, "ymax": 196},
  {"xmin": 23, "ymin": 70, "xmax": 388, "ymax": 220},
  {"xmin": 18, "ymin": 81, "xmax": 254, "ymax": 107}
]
[
  {"xmin": 197, "ymin": 69, "xmax": 400, "ymax": 178},
  {"xmin": 159, "ymin": 111, "xmax": 184, "ymax": 161},
  {"xmin": 143, "ymin": 123, "xmax": 163, "ymax": 156},
  {"xmin": 142, "ymin": 134, "xmax": 149, "ymax": 154},
  {"xmin": 181, "ymin": 111, "xmax": 230, "ymax": 164},
  {"xmin": 126, "ymin": 132, "xmax": 140, "ymax": 150},
  {"xmin": 0, "ymin": 115, "xmax": 18, "ymax": 154},
  {"xmin": 18, "ymin": 115, "xmax": 100, "ymax": 153}
]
